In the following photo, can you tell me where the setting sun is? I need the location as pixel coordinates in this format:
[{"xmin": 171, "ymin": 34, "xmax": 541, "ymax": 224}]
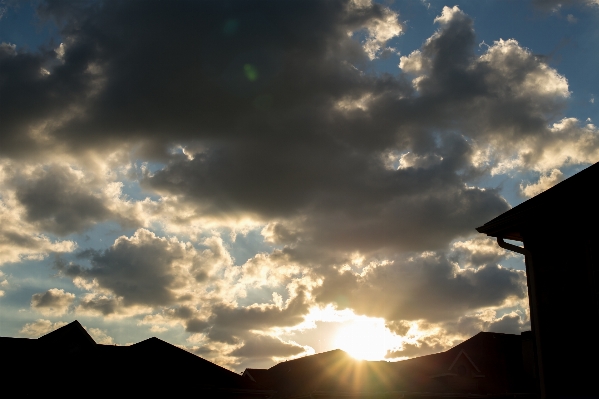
[{"xmin": 333, "ymin": 317, "xmax": 398, "ymax": 361}]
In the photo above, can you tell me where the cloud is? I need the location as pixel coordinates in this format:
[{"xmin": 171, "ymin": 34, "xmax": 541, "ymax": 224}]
[
  {"xmin": 0, "ymin": 271, "xmax": 7, "ymax": 297},
  {"xmin": 487, "ymin": 312, "xmax": 528, "ymax": 334},
  {"xmin": 208, "ymin": 291, "xmax": 311, "ymax": 344},
  {"xmin": 230, "ymin": 333, "xmax": 306, "ymax": 359},
  {"xmin": 0, "ymin": 190, "xmax": 77, "ymax": 266},
  {"xmin": 139, "ymin": 305, "xmax": 206, "ymax": 332},
  {"xmin": 314, "ymin": 251, "xmax": 527, "ymax": 323},
  {"xmin": 3, "ymin": 1, "xmax": 592, "ymax": 260},
  {"xmin": 350, "ymin": 0, "xmax": 403, "ymax": 60},
  {"xmin": 19, "ymin": 319, "xmax": 68, "ymax": 338},
  {"xmin": 451, "ymin": 236, "xmax": 512, "ymax": 267},
  {"xmin": 2, "ymin": 0, "xmax": 597, "ymax": 366},
  {"xmin": 75, "ymin": 294, "xmax": 123, "ymax": 317},
  {"xmin": 520, "ymin": 168, "xmax": 564, "ymax": 197},
  {"xmin": 386, "ymin": 308, "xmax": 529, "ymax": 359},
  {"xmin": 60, "ymin": 228, "xmax": 214, "ymax": 309},
  {"xmin": 13, "ymin": 165, "xmax": 115, "ymax": 235},
  {"xmin": 386, "ymin": 338, "xmax": 447, "ymax": 359},
  {"xmin": 31, "ymin": 288, "xmax": 75, "ymax": 316},
  {"xmin": 8, "ymin": 163, "xmax": 144, "ymax": 235},
  {"xmin": 87, "ymin": 327, "xmax": 114, "ymax": 344},
  {"xmin": 532, "ymin": 0, "xmax": 599, "ymax": 11},
  {"xmin": 1, "ymin": 0, "xmax": 403, "ymax": 159}
]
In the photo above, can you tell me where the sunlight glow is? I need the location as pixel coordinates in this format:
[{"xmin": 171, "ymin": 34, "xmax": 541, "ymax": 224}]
[{"xmin": 333, "ymin": 316, "xmax": 398, "ymax": 361}]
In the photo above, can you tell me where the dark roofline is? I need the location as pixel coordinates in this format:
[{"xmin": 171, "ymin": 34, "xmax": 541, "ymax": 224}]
[
  {"xmin": 38, "ymin": 320, "xmax": 97, "ymax": 345},
  {"xmin": 476, "ymin": 162, "xmax": 599, "ymax": 239}
]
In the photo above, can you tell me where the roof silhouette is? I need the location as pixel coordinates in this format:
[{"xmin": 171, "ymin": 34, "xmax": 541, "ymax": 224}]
[
  {"xmin": 244, "ymin": 332, "xmax": 537, "ymax": 397},
  {"xmin": 1, "ymin": 320, "xmax": 272, "ymax": 396},
  {"xmin": 1, "ymin": 320, "xmax": 537, "ymax": 397},
  {"xmin": 37, "ymin": 320, "xmax": 96, "ymax": 351},
  {"xmin": 477, "ymin": 161, "xmax": 599, "ymax": 240}
]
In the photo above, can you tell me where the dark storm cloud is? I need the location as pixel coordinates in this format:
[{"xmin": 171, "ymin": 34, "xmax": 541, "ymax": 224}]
[
  {"xmin": 2, "ymin": 0, "xmax": 570, "ymax": 255},
  {"xmin": 13, "ymin": 165, "xmax": 113, "ymax": 235},
  {"xmin": 0, "ymin": 36, "xmax": 96, "ymax": 158},
  {"xmin": 3, "ymin": 0, "xmax": 397, "ymax": 158}
]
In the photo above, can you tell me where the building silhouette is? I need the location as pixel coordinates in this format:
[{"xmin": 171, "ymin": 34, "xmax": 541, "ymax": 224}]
[
  {"xmin": 243, "ymin": 331, "xmax": 537, "ymax": 398},
  {"xmin": 477, "ymin": 161, "xmax": 599, "ymax": 399},
  {"xmin": 1, "ymin": 320, "xmax": 537, "ymax": 398},
  {"xmin": 2, "ymin": 321, "xmax": 273, "ymax": 397}
]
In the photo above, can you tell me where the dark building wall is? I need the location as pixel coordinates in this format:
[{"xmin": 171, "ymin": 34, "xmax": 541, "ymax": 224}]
[{"xmin": 524, "ymin": 231, "xmax": 599, "ymax": 398}]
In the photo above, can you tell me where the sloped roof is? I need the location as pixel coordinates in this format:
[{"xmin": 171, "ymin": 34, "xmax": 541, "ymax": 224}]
[
  {"xmin": 243, "ymin": 368, "xmax": 276, "ymax": 388},
  {"xmin": 37, "ymin": 320, "xmax": 96, "ymax": 350},
  {"xmin": 127, "ymin": 336, "xmax": 258, "ymax": 390},
  {"xmin": 255, "ymin": 332, "xmax": 532, "ymax": 397},
  {"xmin": 476, "ymin": 162, "xmax": 599, "ymax": 240},
  {"xmin": 266, "ymin": 349, "xmax": 401, "ymax": 397},
  {"xmin": 1, "ymin": 321, "xmax": 272, "ymax": 396}
]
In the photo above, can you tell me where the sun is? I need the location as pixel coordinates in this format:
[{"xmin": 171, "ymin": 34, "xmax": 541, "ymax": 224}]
[{"xmin": 333, "ymin": 317, "xmax": 397, "ymax": 361}]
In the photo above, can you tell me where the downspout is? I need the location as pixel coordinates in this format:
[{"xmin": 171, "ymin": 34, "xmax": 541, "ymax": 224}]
[{"xmin": 496, "ymin": 237, "xmax": 546, "ymax": 399}]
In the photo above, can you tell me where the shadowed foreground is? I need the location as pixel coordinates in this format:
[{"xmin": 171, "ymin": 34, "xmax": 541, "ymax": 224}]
[{"xmin": 2, "ymin": 321, "xmax": 537, "ymax": 398}]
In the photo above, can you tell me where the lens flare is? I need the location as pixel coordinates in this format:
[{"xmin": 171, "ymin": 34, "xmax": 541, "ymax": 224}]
[{"xmin": 244, "ymin": 64, "xmax": 258, "ymax": 81}]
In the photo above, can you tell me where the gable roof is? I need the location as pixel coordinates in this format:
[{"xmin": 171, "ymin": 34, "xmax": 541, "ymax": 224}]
[
  {"xmin": 1, "ymin": 321, "xmax": 273, "ymax": 397},
  {"xmin": 266, "ymin": 349, "xmax": 399, "ymax": 396},
  {"xmin": 128, "ymin": 337, "xmax": 260, "ymax": 390},
  {"xmin": 447, "ymin": 350, "xmax": 483, "ymax": 375},
  {"xmin": 476, "ymin": 161, "xmax": 599, "ymax": 240},
  {"xmin": 37, "ymin": 320, "xmax": 96, "ymax": 350},
  {"xmin": 243, "ymin": 368, "xmax": 275, "ymax": 388}
]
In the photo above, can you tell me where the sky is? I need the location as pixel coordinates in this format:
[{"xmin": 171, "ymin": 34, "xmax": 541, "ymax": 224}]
[{"xmin": 1, "ymin": 0, "xmax": 598, "ymax": 371}]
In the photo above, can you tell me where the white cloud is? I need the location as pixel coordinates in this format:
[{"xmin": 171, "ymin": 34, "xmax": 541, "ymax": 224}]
[
  {"xmin": 533, "ymin": 0, "xmax": 599, "ymax": 10},
  {"xmin": 480, "ymin": 39, "xmax": 570, "ymax": 100},
  {"xmin": 399, "ymin": 49, "xmax": 431, "ymax": 75},
  {"xmin": 433, "ymin": 5, "xmax": 467, "ymax": 25},
  {"xmin": 87, "ymin": 327, "xmax": 114, "ymax": 344},
  {"xmin": 452, "ymin": 236, "xmax": 512, "ymax": 267},
  {"xmin": 19, "ymin": 319, "xmax": 68, "ymax": 338},
  {"xmin": 349, "ymin": 0, "xmax": 403, "ymax": 60},
  {"xmin": 520, "ymin": 168, "xmax": 564, "ymax": 198},
  {"xmin": 0, "ymin": 270, "xmax": 7, "ymax": 297}
]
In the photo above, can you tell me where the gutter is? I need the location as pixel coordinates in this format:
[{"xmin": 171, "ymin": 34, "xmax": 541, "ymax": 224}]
[
  {"xmin": 496, "ymin": 237, "xmax": 529, "ymax": 256},
  {"xmin": 495, "ymin": 237, "xmax": 546, "ymax": 399}
]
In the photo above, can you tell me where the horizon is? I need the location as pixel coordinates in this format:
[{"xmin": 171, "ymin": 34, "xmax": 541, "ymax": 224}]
[{"xmin": 1, "ymin": 0, "xmax": 598, "ymax": 373}]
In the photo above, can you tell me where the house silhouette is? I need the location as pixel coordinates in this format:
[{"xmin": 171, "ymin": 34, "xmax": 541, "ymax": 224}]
[
  {"xmin": 2, "ymin": 321, "xmax": 273, "ymax": 397},
  {"xmin": 2, "ymin": 320, "xmax": 537, "ymax": 397},
  {"xmin": 243, "ymin": 331, "xmax": 537, "ymax": 397},
  {"xmin": 477, "ymin": 161, "xmax": 599, "ymax": 399}
]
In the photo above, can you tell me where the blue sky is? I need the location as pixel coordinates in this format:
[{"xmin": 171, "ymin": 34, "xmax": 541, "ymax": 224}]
[{"xmin": 1, "ymin": 0, "xmax": 598, "ymax": 370}]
